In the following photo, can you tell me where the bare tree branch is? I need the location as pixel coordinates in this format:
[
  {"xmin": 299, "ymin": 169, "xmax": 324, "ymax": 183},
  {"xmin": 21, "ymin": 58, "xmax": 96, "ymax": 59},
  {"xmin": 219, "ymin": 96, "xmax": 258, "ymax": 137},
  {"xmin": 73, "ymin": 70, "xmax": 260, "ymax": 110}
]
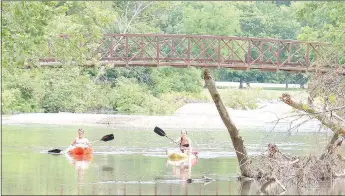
[{"xmin": 99, "ymin": 1, "xmax": 155, "ymax": 60}]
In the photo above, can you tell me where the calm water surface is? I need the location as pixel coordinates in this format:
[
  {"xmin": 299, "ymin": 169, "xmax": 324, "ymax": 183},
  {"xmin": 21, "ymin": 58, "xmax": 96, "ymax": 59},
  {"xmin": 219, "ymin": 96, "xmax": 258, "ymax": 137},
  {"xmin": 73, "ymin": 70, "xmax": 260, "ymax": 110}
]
[{"xmin": 2, "ymin": 124, "xmax": 345, "ymax": 195}]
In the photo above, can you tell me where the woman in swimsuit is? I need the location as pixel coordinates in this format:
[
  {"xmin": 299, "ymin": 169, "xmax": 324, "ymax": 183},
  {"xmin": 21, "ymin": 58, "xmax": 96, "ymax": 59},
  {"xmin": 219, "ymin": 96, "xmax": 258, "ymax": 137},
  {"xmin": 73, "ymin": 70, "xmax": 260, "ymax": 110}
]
[{"xmin": 71, "ymin": 129, "xmax": 91, "ymax": 148}]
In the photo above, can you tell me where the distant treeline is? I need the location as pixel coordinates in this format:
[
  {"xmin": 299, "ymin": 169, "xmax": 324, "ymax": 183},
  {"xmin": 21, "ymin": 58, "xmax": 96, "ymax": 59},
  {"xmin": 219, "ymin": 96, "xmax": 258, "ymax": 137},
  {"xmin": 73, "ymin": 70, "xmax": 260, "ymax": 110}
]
[{"xmin": 2, "ymin": 1, "xmax": 343, "ymax": 114}]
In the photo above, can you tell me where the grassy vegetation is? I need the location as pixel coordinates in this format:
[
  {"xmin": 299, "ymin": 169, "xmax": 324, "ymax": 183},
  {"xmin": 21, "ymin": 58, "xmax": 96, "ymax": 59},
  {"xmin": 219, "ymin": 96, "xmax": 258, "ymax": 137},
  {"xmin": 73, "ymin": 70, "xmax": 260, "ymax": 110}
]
[
  {"xmin": 125, "ymin": 87, "xmax": 309, "ymax": 114},
  {"xmin": 202, "ymin": 87, "xmax": 309, "ymax": 110}
]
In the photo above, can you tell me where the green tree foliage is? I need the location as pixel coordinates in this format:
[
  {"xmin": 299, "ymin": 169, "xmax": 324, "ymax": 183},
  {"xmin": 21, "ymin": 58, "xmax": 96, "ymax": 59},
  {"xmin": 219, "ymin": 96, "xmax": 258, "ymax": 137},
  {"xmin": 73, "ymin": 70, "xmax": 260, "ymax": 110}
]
[
  {"xmin": 293, "ymin": 2, "xmax": 345, "ymax": 119},
  {"xmin": 293, "ymin": 2, "xmax": 345, "ymax": 43},
  {"xmin": 46, "ymin": 2, "xmax": 117, "ymax": 64},
  {"xmin": 110, "ymin": 1, "xmax": 174, "ymax": 34},
  {"xmin": 215, "ymin": 2, "xmax": 303, "ymax": 87},
  {"xmin": 236, "ymin": 2, "xmax": 300, "ymax": 39},
  {"xmin": 3, "ymin": 1, "xmax": 341, "ymax": 114},
  {"xmin": 2, "ymin": 67, "xmax": 114, "ymax": 114},
  {"xmin": 110, "ymin": 77, "xmax": 187, "ymax": 115},
  {"xmin": 2, "ymin": 1, "xmax": 117, "ymax": 68},
  {"xmin": 153, "ymin": 2, "xmax": 184, "ymax": 34},
  {"xmin": 105, "ymin": 67, "xmax": 154, "ymax": 86},
  {"xmin": 2, "ymin": 2, "xmax": 58, "ymax": 67},
  {"xmin": 2, "ymin": 68, "xmax": 45, "ymax": 113},
  {"xmin": 293, "ymin": 2, "xmax": 345, "ymax": 71},
  {"xmin": 182, "ymin": 2, "xmax": 242, "ymax": 36},
  {"xmin": 151, "ymin": 67, "xmax": 203, "ymax": 95},
  {"xmin": 39, "ymin": 67, "xmax": 112, "ymax": 113}
]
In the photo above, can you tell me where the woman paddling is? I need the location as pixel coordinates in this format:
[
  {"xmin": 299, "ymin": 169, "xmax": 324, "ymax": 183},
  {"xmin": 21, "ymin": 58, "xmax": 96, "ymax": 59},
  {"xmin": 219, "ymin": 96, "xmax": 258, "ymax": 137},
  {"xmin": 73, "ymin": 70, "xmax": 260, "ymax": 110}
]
[
  {"xmin": 71, "ymin": 129, "xmax": 91, "ymax": 148},
  {"xmin": 176, "ymin": 130, "xmax": 192, "ymax": 154}
]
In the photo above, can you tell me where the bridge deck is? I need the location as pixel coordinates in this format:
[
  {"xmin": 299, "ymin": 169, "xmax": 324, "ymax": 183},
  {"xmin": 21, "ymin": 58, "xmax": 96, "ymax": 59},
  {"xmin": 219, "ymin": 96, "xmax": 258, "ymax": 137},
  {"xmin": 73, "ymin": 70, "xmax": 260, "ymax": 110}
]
[{"xmin": 39, "ymin": 34, "xmax": 344, "ymax": 72}]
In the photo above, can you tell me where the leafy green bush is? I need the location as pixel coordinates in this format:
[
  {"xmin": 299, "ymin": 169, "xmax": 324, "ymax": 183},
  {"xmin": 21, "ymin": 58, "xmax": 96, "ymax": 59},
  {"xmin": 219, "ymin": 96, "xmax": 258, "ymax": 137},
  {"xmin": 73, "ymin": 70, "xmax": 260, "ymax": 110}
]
[
  {"xmin": 110, "ymin": 77, "xmax": 167, "ymax": 114},
  {"xmin": 40, "ymin": 67, "xmax": 113, "ymax": 113},
  {"xmin": 2, "ymin": 68, "xmax": 44, "ymax": 113},
  {"xmin": 2, "ymin": 89, "xmax": 35, "ymax": 114},
  {"xmin": 217, "ymin": 88, "xmax": 264, "ymax": 110},
  {"xmin": 151, "ymin": 67, "xmax": 203, "ymax": 95}
]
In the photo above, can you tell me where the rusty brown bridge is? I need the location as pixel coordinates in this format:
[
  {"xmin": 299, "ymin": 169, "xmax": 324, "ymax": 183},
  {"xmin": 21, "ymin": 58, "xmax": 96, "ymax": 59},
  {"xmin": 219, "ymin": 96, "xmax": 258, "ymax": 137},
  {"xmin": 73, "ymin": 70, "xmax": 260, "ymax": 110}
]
[{"xmin": 40, "ymin": 33, "xmax": 345, "ymax": 73}]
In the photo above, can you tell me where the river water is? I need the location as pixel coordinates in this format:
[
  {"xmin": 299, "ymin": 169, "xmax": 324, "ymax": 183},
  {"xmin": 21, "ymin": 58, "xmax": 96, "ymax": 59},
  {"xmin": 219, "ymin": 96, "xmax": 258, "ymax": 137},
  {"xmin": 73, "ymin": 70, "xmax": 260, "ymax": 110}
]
[{"xmin": 2, "ymin": 121, "xmax": 345, "ymax": 195}]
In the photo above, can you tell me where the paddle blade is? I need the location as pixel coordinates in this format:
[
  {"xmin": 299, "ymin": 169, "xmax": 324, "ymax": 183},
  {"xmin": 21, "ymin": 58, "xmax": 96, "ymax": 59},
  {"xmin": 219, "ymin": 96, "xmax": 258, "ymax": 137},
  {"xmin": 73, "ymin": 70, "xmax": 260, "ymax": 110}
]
[
  {"xmin": 101, "ymin": 134, "xmax": 114, "ymax": 142},
  {"xmin": 48, "ymin": 149, "xmax": 62, "ymax": 154},
  {"xmin": 154, "ymin": 126, "xmax": 166, "ymax": 137}
]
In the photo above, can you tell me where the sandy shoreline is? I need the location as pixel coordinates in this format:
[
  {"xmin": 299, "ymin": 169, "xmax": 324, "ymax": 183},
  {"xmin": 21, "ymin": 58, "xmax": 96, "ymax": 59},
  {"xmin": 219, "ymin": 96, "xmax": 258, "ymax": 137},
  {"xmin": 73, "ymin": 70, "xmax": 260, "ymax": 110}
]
[{"xmin": 2, "ymin": 103, "xmax": 324, "ymax": 132}]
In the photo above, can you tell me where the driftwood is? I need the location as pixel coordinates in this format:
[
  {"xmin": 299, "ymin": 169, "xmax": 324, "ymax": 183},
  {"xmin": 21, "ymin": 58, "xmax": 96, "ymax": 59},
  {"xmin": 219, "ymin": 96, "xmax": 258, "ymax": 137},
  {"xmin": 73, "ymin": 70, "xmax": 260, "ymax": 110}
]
[
  {"xmin": 239, "ymin": 179, "xmax": 253, "ymax": 195},
  {"xmin": 280, "ymin": 93, "xmax": 345, "ymax": 159},
  {"xmin": 260, "ymin": 177, "xmax": 286, "ymax": 195},
  {"xmin": 203, "ymin": 69, "xmax": 251, "ymax": 177},
  {"xmin": 250, "ymin": 144, "xmax": 345, "ymax": 192}
]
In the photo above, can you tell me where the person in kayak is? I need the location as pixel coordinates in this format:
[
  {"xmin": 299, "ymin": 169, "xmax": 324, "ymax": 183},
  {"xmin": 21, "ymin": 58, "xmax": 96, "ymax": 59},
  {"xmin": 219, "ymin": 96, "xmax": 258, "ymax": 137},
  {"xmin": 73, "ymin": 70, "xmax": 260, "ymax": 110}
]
[
  {"xmin": 71, "ymin": 128, "xmax": 91, "ymax": 148},
  {"xmin": 176, "ymin": 130, "xmax": 192, "ymax": 154}
]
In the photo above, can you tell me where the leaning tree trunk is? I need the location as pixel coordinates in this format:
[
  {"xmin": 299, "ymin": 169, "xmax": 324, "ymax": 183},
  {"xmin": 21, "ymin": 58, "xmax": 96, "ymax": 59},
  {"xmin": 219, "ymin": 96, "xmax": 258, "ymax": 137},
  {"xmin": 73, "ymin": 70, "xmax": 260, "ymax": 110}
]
[
  {"xmin": 203, "ymin": 69, "xmax": 251, "ymax": 177},
  {"xmin": 280, "ymin": 93, "xmax": 345, "ymax": 159}
]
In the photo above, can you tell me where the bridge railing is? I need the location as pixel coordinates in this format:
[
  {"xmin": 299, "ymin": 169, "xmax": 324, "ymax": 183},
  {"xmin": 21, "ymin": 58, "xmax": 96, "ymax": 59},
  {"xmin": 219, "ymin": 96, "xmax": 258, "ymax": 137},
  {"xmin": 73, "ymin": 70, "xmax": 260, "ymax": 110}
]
[{"xmin": 40, "ymin": 34, "xmax": 344, "ymax": 72}]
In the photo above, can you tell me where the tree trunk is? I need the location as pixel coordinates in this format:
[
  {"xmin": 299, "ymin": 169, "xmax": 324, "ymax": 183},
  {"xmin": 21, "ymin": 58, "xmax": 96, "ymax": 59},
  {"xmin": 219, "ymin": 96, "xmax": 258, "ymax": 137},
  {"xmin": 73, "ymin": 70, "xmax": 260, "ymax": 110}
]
[
  {"xmin": 203, "ymin": 69, "xmax": 251, "ymax": 177},
  {"xmin": 285, "ymin": 72, "xmax": 289, "ymax": 89},
  {"xmin": 300, "ymin": 83, "xmax": 305, "ymax": 89},
  {"xmin": 239, "ymin": 78, "xmax": 244, "ymax": 89},
  {"xmin": 320, "ymin": 133, "xmax": 339, "ymax": 159},
  {"xmin": 280, "ymin": 93, "xmax": 345, "ymax": 159}
]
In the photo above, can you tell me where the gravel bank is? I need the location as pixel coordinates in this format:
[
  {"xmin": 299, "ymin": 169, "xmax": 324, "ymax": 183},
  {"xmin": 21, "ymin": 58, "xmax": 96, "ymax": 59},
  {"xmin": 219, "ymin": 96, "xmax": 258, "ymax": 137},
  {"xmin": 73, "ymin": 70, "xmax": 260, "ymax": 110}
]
[{"xmin": 2, "ymin": 103, "xmax": 324, "ymax": 132}]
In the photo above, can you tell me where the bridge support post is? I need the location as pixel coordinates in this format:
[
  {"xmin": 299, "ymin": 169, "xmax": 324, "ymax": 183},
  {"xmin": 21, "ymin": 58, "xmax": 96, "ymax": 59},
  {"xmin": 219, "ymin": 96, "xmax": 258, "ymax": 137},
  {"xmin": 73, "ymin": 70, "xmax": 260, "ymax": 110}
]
[{"xmin": 203, "ymin": 69, "xmax": 251, "ymax": 177}]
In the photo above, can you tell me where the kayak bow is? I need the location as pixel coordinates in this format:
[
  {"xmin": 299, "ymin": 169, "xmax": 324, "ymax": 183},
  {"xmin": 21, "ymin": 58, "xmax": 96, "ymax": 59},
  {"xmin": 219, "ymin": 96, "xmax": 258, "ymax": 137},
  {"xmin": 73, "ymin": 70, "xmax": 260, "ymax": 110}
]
[{"xmin": 68, "ymin": 146, "xmax": 93, "ymax": 155}]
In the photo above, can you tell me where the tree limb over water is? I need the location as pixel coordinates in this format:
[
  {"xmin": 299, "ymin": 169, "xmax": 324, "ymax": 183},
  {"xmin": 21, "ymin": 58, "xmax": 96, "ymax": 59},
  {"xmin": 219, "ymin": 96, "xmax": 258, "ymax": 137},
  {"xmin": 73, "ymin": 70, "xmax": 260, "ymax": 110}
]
[
  {"xmin": 280, "ymin": 93, "xmax": 345, "ymax": 159},
  {"xmin": 203, "ymin": 68, "xmax": 251, "ymax": 177},
  {"xmin": 204, "ymin": 69, "xmax": 345, "ymax": 193}
]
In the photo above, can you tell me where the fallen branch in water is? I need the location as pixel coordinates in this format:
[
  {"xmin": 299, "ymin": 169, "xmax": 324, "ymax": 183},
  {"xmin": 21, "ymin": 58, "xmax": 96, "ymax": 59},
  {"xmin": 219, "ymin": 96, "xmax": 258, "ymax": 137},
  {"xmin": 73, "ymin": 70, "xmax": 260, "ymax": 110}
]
[
  {"xmin": 280, "ymin": 93, "xmax": 345, "ymax": 159},
  {"xmin": 280, "ymin": 93, "xmax": 345, "ymax": 135},
  {"xmin": 250, "ymin": 144, "xmax": 345, "ymax": 192},
  {"xmin": 260, "ymin": 177, "xmax": 286, "ymax": 195},
  {"xmin": 334, "ymin": 169, "xmax": 345, "ymax": 178},
  {"xmin": 274, "ymin": 177, "xmax": 287, "ymax": 191}
]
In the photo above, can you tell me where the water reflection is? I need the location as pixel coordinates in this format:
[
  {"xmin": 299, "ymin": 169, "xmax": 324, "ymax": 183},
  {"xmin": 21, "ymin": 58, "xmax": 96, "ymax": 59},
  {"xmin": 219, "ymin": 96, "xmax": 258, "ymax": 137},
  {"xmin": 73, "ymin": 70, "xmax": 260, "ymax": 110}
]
[
  {"xmin": 239, "ymin": 179, "xmax": 253, "ymax": 195},
  {"xmin": 165, "ymin": 151, "xmax": 199, "ymax": 184},
  {"xmin": 236, "ymin": 178, "xmax": 345, "ymax": 195},
  {"xmin": 102, "ymin": 165, "xmax": 114, "ymax": 172},
  {"xmin": 65, "ymin": 153, "xmax": 93, "ymax": 194},
  {"xmin": 3, "ymin": 125, "xmax": 345, "ymax": 195},
  {"xmin": 65, "ymin": 153, "xmax": 93, "ymax": 170}
]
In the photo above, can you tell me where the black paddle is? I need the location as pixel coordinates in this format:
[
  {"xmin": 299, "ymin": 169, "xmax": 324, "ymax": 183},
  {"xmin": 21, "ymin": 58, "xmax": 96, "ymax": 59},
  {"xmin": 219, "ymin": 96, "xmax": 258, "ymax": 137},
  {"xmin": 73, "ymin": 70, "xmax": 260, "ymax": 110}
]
[
  {"xmin": 154, "ymin": 126, "xmax": 180, "ymax": 145},
  {"xmin": 48, "ymin": 134, "xmax": 114, "ymax": 154},
  {"xmin": 154, "ymin": 126, "xmax": 195, "ymax": 151},
  {"xmin": 91, "ymin": 134, "xmax": 115, "ymax": 143},
  {"xmin": 48, "ymin": 149, "xmax": 63, "ymax": 154}
]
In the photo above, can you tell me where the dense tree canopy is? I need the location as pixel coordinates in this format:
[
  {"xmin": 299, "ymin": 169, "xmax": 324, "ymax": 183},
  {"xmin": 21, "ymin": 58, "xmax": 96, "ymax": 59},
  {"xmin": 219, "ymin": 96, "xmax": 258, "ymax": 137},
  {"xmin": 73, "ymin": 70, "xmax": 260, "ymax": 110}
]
[{"xmin": 2, "ymin": 1, "xmax": 343, "ymax": 114}]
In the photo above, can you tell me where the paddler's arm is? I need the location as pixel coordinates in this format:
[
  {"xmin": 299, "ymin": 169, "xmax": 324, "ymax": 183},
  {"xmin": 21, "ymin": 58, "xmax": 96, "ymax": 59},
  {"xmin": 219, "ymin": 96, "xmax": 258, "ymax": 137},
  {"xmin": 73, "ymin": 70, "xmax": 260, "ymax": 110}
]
[
  {"xmin": 85, "ymin": 138, "xmax": 92, "ymax": 147},
  {"xmin": 188, "ymin": 138, "xmax": 193, "ymax": 153},
  {"xmin": 71, "ymin": 138, "xmax": 76, "ymax": 146},
  {"xmin": 173, "ymin": 137, "xmax": 180, "ymax": 145}
]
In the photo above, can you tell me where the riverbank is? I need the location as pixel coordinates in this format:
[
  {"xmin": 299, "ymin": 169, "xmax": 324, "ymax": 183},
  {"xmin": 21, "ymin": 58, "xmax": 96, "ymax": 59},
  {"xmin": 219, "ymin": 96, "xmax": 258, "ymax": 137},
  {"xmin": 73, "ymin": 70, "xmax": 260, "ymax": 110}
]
[{"xmin": 2, "ymin": 102, "xmax": 324, "ymax": 133}]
